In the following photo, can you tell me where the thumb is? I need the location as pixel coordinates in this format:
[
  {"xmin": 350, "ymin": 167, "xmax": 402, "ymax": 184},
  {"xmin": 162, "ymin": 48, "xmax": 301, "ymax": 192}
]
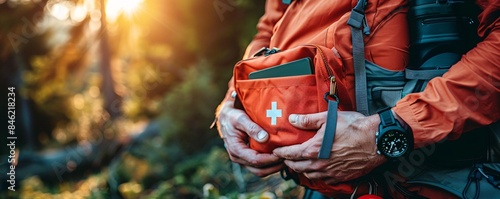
[
  {"xmin": 289, "ymin": 112, "xmax": 327, "ymax": 130},
  {"xmin": 236, "ymin": 114, "xmax": 269, "ymax": 143},
  {"xmin": 274, "ymin": 126, "xmax": 325, "ymax": 160}
]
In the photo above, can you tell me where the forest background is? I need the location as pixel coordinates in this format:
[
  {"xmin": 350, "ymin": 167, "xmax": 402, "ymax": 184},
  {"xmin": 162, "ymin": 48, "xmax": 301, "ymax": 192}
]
[{"xmin": 0, "ymin": 0, "xmax": 303, "ymax": 198}]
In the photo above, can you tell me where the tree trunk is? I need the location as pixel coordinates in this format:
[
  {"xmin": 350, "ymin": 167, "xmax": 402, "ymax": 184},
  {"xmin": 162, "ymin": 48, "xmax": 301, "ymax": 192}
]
[{"xmin": 99, "ymin": 0, "xmax": 122, "ymax": 119}]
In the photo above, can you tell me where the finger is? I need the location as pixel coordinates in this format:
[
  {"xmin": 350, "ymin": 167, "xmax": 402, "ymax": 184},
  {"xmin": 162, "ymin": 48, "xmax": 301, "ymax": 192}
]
[
  {"xmin": 233, "ymin": 112, "xmax": 269, "ymax": 143},
  {"xmin": 228, "ymin": 147, "xmax": 281, "ymax": 167},
  {"xmin": 288, "ymin": 112, "xmax": 327, "ymax": 130},
  {"xmin": 273, "ymin": 144, "xmax": 310, "ymax": 160},
  {"xmin": 244, "ymin": 163, "xmax": 285, "ymax": 177},
  {"xmin": 225, "ymin": 136, "xmax": 280, "ymax": 167},
  {"xmin": 283, "ymin": 159, "xmax": 315, "ymax": 173}
]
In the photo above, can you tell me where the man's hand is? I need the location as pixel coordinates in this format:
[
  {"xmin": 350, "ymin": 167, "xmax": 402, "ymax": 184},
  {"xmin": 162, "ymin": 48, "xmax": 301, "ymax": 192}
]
[
  {"xmin": 273, "ymin": 111, "xmax": 386, "ymax": 184},
  {"xmin": 216, "ymin": 100, "xmax": 283, "ymax": 177}
]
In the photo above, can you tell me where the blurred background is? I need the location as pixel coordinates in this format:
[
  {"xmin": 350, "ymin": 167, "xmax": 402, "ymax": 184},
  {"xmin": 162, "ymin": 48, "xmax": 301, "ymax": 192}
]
[{"xmin": 0, "ymin": 0, "xmax": 303, "ymax": 198}]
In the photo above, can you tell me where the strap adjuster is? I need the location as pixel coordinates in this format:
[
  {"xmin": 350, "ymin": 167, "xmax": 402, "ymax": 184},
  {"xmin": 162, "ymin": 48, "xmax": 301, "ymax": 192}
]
[{"xmin": 347, "ymin": 0, "xmax": 370, "ymax": 35}]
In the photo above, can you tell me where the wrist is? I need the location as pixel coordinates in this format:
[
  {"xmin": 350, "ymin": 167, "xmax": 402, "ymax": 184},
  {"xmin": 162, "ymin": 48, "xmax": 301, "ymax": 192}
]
[
  {"xmin": 372, "ymin": 115, "xmax": 388, "ymax": 164},
  {"xmin": 361, "ymin": 114, "xmax": 388, "ymax": 164},
  {"xmin": 211, "ymin": 91, "xmax": 237, "ymax": 130}
]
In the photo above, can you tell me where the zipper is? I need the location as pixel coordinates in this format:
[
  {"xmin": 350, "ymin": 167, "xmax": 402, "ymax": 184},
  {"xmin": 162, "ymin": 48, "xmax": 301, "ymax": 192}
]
[
  {"xmin": 238, "ymin": 44, "xmax": 338, "ymax": 97},
  {"xmin": 312, "ymin": 44, "xmax": 337, "ymax": 96},
  {"xmin": 422, "ymin": 16, "xmax": 466, "ymax": 24}
]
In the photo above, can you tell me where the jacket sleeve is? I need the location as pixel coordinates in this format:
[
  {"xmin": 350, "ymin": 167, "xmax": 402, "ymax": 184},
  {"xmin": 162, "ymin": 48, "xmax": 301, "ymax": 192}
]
[
  {"xmin": 242, "ymin": 0, "xmax": 288, "ymax": 59},
  {"xmin": 393, "ymin": 1, "xmax": 500, "ymax": 148}
]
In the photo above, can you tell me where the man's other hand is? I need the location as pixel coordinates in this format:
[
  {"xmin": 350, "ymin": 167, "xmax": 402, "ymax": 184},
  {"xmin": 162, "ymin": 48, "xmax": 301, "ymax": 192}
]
[{"xmin": 273, "ymin": 111, "xmax": 386, "ymax": 183}]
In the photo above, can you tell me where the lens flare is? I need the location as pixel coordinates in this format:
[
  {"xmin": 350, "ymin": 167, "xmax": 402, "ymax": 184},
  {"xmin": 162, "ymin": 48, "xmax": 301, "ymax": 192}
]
[{"xmin": 106, "ymin": 0, "xmax": 143, "ymax": 22}]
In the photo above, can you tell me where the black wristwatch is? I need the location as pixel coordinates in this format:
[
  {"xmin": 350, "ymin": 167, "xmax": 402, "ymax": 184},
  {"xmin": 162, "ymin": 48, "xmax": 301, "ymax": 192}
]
[{"xmin": 376, "ymin": 107, "xmax": 413, "ymax": 160}]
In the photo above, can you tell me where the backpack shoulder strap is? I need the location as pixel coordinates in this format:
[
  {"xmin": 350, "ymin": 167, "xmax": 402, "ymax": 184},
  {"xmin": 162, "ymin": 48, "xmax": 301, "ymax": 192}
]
[{"xmin": 347, "ymin": 0, "xmax": 370, "ymax": 115}]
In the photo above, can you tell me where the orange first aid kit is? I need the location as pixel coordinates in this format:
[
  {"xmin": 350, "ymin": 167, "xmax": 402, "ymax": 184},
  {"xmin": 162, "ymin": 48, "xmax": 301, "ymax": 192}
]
[
  {"xmin": 233, "ymin": 45, "xmax": 356, "ymax": 196},
  {"xmin": 233, "ymin": 45, "xmax": 353, "ymax": 153}
]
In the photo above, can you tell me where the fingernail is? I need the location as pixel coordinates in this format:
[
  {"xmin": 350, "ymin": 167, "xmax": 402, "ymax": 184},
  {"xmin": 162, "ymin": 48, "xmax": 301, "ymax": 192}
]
[
  {"xmin": 257, "ymin": 131, "xmax": 267, "ymax": 140},
  {"xmin": 289, "ymin": 114, "xmax": 298, "ymax": 124}
]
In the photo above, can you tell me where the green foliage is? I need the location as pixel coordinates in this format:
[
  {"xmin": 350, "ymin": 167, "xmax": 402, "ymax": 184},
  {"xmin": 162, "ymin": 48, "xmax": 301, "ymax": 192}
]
[
  {"xmin": 15, "ymin": 145, "xmax": 304, "ymax": 198},
  {"xmin": 106, "ymin": 62, "xmax": 226, "ymax": 192},
  {"xmin": 117, "ymin": 147, "xmax": 304, "ymax": 198},
  {"xmin": 18, "ymin": 173, "xmax": 109, "ymax": 199},
  {"xmin": 159, "ymin": 62, "xmax": 222, "ymax": 154}
]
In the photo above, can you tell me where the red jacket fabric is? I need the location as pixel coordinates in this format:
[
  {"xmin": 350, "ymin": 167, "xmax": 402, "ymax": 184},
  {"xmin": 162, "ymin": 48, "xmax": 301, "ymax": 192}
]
[{"xmin": 241, "ymin": 0, "xmax": 500, "ymax": 150}]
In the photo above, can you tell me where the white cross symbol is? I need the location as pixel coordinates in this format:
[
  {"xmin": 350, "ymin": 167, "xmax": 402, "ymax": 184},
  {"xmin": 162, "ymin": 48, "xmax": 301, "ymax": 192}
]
[{"xmin": 266, "ymin": 101, "xmax": 282, "ymax": 125}]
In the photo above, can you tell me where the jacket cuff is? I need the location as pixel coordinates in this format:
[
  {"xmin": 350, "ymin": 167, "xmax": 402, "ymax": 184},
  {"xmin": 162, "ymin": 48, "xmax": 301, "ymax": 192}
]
[{"xmin": 393, "ymin": 99, "xmax": 434, "ymax": 148}]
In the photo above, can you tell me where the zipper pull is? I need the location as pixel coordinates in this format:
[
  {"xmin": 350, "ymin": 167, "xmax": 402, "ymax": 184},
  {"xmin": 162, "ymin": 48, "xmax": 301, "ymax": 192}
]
[{"xmin": 329, "ymin": 76, "xmax": 337, "ymax": 96}]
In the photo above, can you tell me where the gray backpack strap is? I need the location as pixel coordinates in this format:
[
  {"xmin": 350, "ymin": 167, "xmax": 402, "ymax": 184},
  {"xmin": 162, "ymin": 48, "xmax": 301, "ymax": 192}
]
[{"xmin": 348, "ymin": 0, "xmax": 370, "ymax": 115}]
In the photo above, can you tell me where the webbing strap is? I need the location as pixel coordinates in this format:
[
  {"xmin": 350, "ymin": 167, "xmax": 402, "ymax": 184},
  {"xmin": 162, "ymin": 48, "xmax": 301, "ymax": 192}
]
[
  {"xmin": 348, "ymin": 0, "xmax": 369, "ymax": 115},
  {"xmin": 405, "ymin": 69, "xmax": 448, "ymax": 80},
  {"xmin": 318, "ymin": 98, "xmax": 338, "ymax": 159}
]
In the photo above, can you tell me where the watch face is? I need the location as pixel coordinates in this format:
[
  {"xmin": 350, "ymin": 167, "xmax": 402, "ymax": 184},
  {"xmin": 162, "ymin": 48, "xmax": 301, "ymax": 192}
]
[{"xmin": 378, "ymin": 129, "xmax": 410, "ymax": 158}]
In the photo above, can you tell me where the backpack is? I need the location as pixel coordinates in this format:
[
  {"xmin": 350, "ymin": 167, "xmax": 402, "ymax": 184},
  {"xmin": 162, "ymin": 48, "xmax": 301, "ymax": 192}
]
[
  {"xmin": 350, "ymin": 0, "xmax": 500, "ymax": 198},
  {"xmin": 358, "ymin": 0, "xmax": 480, "ymax": 115}
]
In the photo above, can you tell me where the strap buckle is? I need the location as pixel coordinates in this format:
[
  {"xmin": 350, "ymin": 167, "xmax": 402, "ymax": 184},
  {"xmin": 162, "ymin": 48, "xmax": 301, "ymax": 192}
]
[{"xmin": 347, "ymin": 0, "xmax": 370, "ymax": 34}]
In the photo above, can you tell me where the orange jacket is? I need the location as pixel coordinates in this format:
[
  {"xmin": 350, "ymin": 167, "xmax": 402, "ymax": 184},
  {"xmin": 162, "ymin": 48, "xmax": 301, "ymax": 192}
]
[{"xmin": 240, "ymin": 0, "xmax": 499, "ymax": 148}]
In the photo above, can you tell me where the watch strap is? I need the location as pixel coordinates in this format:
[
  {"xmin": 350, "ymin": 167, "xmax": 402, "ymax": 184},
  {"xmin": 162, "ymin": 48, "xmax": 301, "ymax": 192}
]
[{"xmin": 378, "ymin": 107, "xmax": 398, "ymax": 127}]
